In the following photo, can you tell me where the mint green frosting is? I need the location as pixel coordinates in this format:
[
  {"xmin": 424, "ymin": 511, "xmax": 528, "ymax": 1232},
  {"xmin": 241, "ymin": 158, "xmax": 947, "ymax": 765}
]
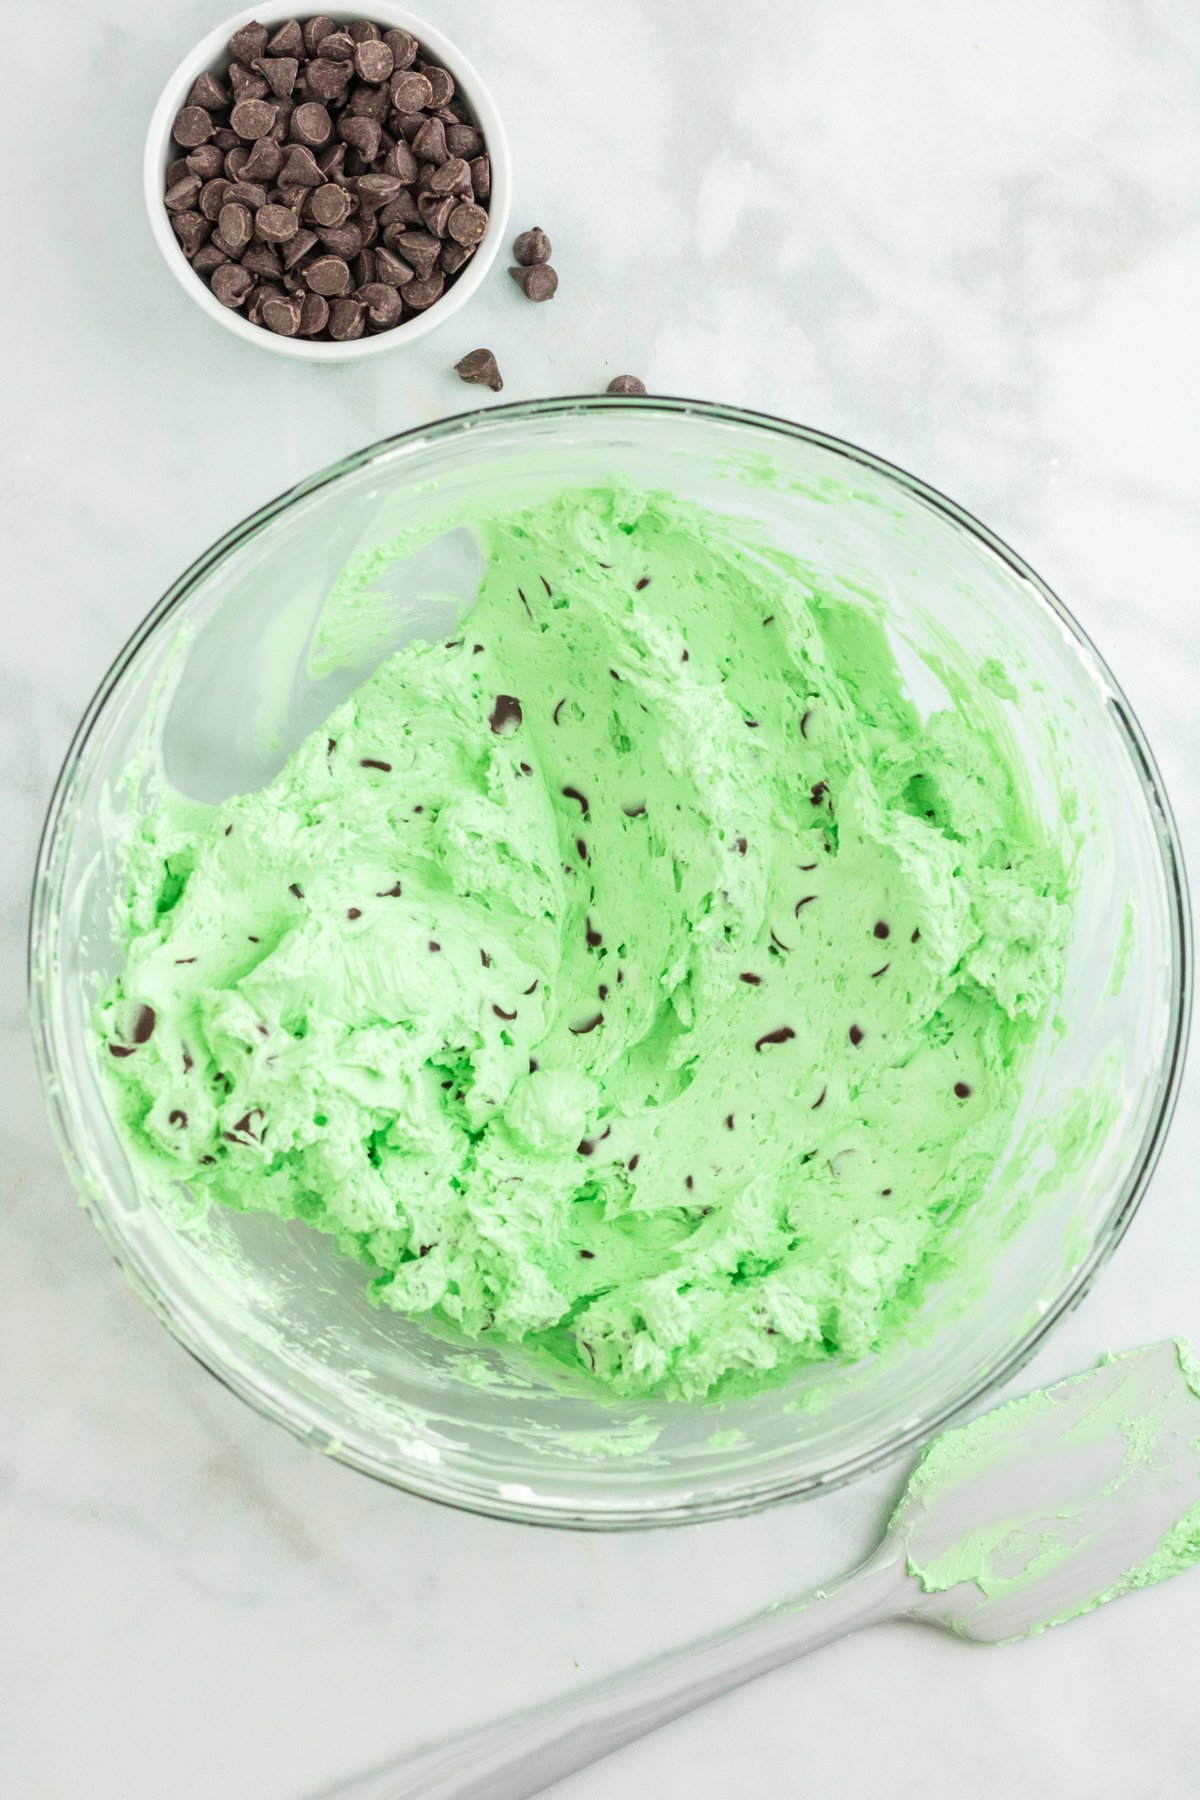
[{"xmin": 98, "ymin": 483, "xmax": 1069, "ymax": 1399}]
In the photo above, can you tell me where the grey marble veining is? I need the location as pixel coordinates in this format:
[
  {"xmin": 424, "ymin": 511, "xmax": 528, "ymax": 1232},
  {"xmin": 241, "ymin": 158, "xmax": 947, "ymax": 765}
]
[{"xmin": 3, "ymin": 2, "xmax": 1199, "ymax": 1796}]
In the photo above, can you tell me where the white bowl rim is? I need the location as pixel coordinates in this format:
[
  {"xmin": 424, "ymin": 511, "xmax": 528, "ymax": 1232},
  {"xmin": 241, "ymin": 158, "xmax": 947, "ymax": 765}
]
[{"xmin": 143, "ymin": 1, "xmax": 512, "ymax": 362}]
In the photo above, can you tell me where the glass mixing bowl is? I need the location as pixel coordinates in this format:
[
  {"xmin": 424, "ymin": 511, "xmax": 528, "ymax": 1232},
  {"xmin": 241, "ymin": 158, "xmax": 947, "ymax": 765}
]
[{"xmin": 29, "ymin": 398, "xmax": 1190, "ymax": 1528}]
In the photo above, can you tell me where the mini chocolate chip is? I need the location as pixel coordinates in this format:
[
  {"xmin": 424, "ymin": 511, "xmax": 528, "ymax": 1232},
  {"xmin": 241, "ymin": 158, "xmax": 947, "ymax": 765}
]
[
  {"xmin": 954, "ymin": 1081, "xmax": 973, "ymax": 1098},
  {"xmin": 289, "ymin": 883, "xmax": 304, "ymax": 899},
  {"xmin": 509, "ymin": 263, "xmax": 558, "ymax": 301},
  {"xmin": 607, "ymin": 375, "xmax": 646, "ymax": 395},
  {"xmin": 585, "ymin": 917, "xmax": 602, "ymax": 948},
  {"xmin": 849, "ymin": 1025, "xmax": 864, "ymax": 1045},
  {"xmin": 347, "ymin": 907, "xmax": 362, "ymax": 920},
  {"xmin": 455, "ymin": 347, "xmax": 503, "ymax": 391},
  {"xmin": 579, "ymin": 1248, "xmax": 595, "ymax": 1258},
  {"xmin": 755, "ymin": 1027, "xmax": 796, "ymax": 1052},
  {"xmin": 575, "ymin": 837, "xmax": 588, "ymax": 861},
  {"xmin": 429, "ymin": 940, "xmax": 441, "ymax": 952},
  {"xmin": 874, "ymin": 921, "xmax": 890, "ymax": 939},
  {"xmin": 512, "ymin": 226, "xmax": 551, "ymax": 264},
  {"xmin": 168, "ymin": 1109, "xmax": 188, "ymax": 1127},
  {"xmin": 724, "ymin": 1114, "xmax": 734, "ymax": 1130},
  {"xmin": 739, "ymin": 972, "xmax": 762, "ymax": 985},
  {"xmin": 628, "ymin": 1153, "xmax": 640, "ymax": 1171},
  {"xmin": 912, "ymin": 928, "xmax": 921, "ymax": 943},
  {"xmin": 488, "ymin": 694, "xmax": 523, "ymax": 734}
]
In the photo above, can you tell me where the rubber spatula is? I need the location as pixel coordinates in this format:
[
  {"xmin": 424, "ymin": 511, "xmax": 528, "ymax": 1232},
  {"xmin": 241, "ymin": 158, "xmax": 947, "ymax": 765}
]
[{"xmin": 315, "ymin": 1340, "xmax": 1200, "ymax": 1800}]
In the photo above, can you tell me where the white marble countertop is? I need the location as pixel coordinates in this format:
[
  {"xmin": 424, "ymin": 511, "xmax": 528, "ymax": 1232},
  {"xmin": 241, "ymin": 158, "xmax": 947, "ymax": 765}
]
[{"xmin": 5, "ymin": 2, "xmax": 1200, "ymax": 1795}]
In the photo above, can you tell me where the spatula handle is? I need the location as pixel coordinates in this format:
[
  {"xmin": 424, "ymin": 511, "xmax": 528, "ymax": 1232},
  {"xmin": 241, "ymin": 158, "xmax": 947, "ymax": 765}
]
[{"xmin": 315, "ymin": 1548, "xmax": 907, "ymax": 1800}]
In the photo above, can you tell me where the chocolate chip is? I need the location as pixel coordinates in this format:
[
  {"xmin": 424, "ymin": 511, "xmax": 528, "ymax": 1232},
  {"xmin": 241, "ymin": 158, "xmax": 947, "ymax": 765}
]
[
  {"xmin": 447, "ymin": 201, "xmax": 487, "ymax": 246},
  {"xmin": 429, "ymin": 156, "xmax": 473, "ymax": 197},
  {"xmin": 295, "ymin": 290, "xmax": 327, "ymax": 334},
  {"xmin": 754, "ymin": 1026, "xmax": 795, "ymax": 1052},
  {"xmin": 308, "ymin": 181, "xmax": 352, "ymax": 226},
  {"xmin": 217, "ymin": 200, "xmax": 253, "ymax": 250},
  {"xmin": 192, "ymin": 242, "xmax": 229, "ymax": 274},
  {"xmin": 230, "ymin": 62, "xmax": 270, "ymax": 104},
  {"xmin": 607, "ymin": 375, "xmax": 646, "ymax": 395},
  {"xmin": 455, "ymin": 347, "xmax": 502, "ymax": 390},
  {"xmin": 339, "ymin": 113, "xmax": 381, "ymax": 160},
  {"xmin": 440, "ymin": 240, "xmax": 476, "ymax": 275},
  {"xmin": 291, "ymin": 100, "xmax": 332, "ymax": 145},
  {"xmin": 488, "ymin": 694, "xmax": 523, "ymax": 734},
  {"xmin": 635, "ymin": 575, "xmax": 651, "ymax": 590},
  {"xmin": 512, "ymin": 226, "xmax": 551, "ymax": 264},
  {"xmin": 384, "ymin": 28, "xmax": 419, "ymax": 69},
  {"xmin": 374, "ymin": 245, "xmax": 414, "ymax": 285},
  {"xmin": 316, "ymin": 30, "xmax": 355, "ymax": 61},
  {"xmin": 469, "ymin": 154, "xmax": 491, "ymax": 201},
  {"xmin": 348, "ymin": 19, "xmax": 381, "ymax": 42},
  {"xmin": 849, "ymin": 1025, "xmax": 864, "ymax": 1045},
  {"xmin": 403, "ymin": 270, "xmax": 444, "ymax": 309},
  {"xmin": 418, "ymin": 192, "xmax": 456, "ymax": 237},
  {"xmin": 231, "ymin": 97, "xmax": 277, "ymax": 140},
  {"xmin": 393, "ymin": 229, "xmax": 440, "ymax": 275},
  {"xmin": 262, "ymin": 292, "xmax": 303, "ymax": 335},
  {"xmin": 317, "ymin": 220, "xmax": 365, "ymax": 257},
  {"xmin": 347, "ymin": 906, "xmax": 362, "ymax": 919},
  {"xmin": 171, "ymin": 212, "xmax": 212, "ymax": 257},
  {"xmin": 428, "ymin": 940, "xmax": 441, "ymax": 953},
  {"xmin": 172, "ymin": 105, "xmax": 215, "ymax": 148},
  {"xmin": 303, "ymin": 14, "xmax": 337, "ymax": 55},
  {"xmin": 954, "ymin": 1081, "xmax": 972, "ymax": 1098},
  {"xmin": 391, "ymin": 69, "xmax": 433, "ymax": 111},
  {"xmin": 445, "ymin": 123, "xmax": 484, "ymax": 159},
  {"xmin": 353, "ymin": 38, "xmax": 394, "ymax": 82},
  {"xmin": 254, "ymin": 54, "xmax": 298, "ymax": 99},
  {"xmin": 280, "ymin": 143, "xmax": 324, "ymax": 186},
  {"xmin": 256, "ymin": 203, "xmax": 300, "ymax": 242},
  {"xmin": 306, "ymin": 253, "xmax": 352, "ymax": 294},
  {"xmin": 359, "ymin": 281, "xmax": 403, "ymax": 329},
  {"xmin": 282, "ymin": 227, "xmax": 318, "ymax": 267},
  {"xmin": 188, "ymin": 70, "xmax": 230, "ymax": 110},
  {"xmin": 229, "ymin": 20, "xmax": 269, "ymax": 62},
  {"xmin": 242, "ymin": 135, "xmax": 283, "ymax": 181},
  {"xmin": 242, "ymin": 242, "xmax": 284, "ymax": 280},
  {"xmin": 873, "ymin": 920, "xmax": 890, "ymax": 939},
  {"xmin": 223, "ymin": 178, "xmax": 268, "ymax": 209},
  {"xmin": 509, "ymin": 264, "xmax": 558, "ymax": 301},
  {"xmin": 267, "ymin": 19, "xmax": 304, "ymax": 58},
  {"xmin": 357, "ymin": 171, "xmax": 404, "ymax": 212},
  {"xmin": 412, "ymin": 114, "xmax": 449, "ymax": 165},
  {"xmin": 421, "ymin": 64, "xmax": 455, "ymax": 106},
  {"xmin": 186, "ymin": 143, "xmax": 225, "ymax": 179},
  {"xmin": 164, "ymin": 174, "xmax": 202, "ymax": 212}
]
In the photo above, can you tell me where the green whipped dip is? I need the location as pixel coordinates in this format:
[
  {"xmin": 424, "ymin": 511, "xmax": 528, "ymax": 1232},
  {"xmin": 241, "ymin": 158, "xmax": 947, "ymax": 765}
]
[{"xmin": 99, "ymin": 483, "xmax": 1070, "ymax": 1400}]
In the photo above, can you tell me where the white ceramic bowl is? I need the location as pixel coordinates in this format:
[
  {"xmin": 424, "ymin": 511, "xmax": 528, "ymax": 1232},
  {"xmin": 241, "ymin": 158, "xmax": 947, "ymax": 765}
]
[{"xmin": 143, "ymin": 3, "xmax": 511, "ymax": 361}]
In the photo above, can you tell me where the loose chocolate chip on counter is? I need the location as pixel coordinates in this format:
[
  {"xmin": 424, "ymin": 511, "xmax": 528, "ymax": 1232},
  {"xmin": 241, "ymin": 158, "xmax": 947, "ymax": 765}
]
[
  {"xmin": 455, "ymin": 347, "xmax": 503, "ymax": 391},
  {"xmin": 608, "ymin": 375, "xmax": 646, "ymax": 395},
  {"xmin": 509, "ymin": 263, "xmax": 558, "ymax": 301},
  {"xmin": 512, "ymin": 226, "xmax": 551, "ymax": 264}
]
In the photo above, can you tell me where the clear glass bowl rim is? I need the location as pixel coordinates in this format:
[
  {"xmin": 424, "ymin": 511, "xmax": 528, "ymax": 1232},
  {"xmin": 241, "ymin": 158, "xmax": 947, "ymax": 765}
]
[{"xmin": 28, "ymin": 394, "xmax": 1193, "ymax": 1530}]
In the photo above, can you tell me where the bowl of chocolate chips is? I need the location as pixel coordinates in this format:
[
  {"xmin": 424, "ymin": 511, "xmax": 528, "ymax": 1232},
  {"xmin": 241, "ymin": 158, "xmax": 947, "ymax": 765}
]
[{"xmin": 145, "ymin": 6, "xmax": 510, "ymax": 356}]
